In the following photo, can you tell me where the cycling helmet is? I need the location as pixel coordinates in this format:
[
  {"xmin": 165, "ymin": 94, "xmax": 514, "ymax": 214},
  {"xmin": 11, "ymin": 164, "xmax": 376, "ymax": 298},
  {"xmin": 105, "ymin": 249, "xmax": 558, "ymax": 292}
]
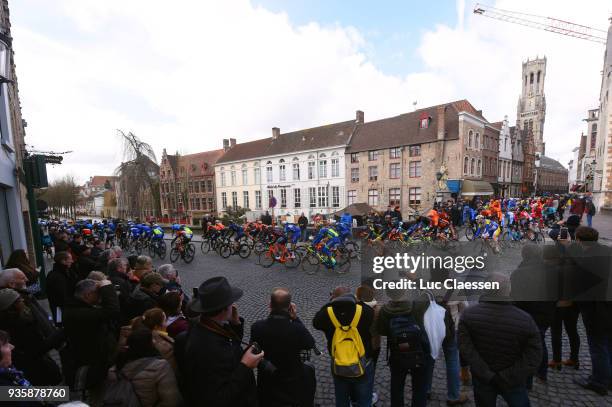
[{"xmin": 475, "ymin": 215, "xmax": 484, "ymax": 221}]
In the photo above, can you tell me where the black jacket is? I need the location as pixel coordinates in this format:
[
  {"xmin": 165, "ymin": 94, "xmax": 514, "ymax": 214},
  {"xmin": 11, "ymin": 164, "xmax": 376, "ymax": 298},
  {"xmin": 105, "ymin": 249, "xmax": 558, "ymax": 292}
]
[
  {"xmin": 76, "ymin": 254, "xmax": 97, "ymax": 280},
  {"xmin": 298, "ymin": 216, "xmax": 308, "ymax": 228},
  {"xmin": 176, "ymin": 318, "xmax": 257, "ymax": 407},
  {"xmin": 63, "ymin": 284, "xmax": 120, "ymax": 387},
  {"xmin": 458, "ymin": 299, "xmax": 542, "ymax": 388},
  {"xmin": 313, "ymin": 298, "xmax": 374, "ymax": 359},
  {"xmin": 108, "ymin": 271, "xmax": 135, "ymax": 324},
  {"xmin": 250, "ymin": 311, "xmax": 315, "ymax": 406},
  {"xmin": 127, "ymin": 286, "xmax": 159, "ymax": 320},
  {"xmin": 45, "ymin": 263, "xmax": 79, "ymax": 323},
  {"xmin": 53, "ymin": 239, "xmax": 70, "ymax": 254}
]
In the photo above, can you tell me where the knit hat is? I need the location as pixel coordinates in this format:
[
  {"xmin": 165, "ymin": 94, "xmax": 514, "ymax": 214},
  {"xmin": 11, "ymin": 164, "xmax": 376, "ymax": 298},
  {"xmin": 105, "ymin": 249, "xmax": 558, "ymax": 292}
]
[{"xmin": 0, "ymin": 288, "xmax": 21, "ymax": 311}]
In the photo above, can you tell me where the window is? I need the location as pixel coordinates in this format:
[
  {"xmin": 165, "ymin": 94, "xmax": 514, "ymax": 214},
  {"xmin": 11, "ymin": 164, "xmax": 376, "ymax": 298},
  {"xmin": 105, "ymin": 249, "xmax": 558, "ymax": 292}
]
[
  {"xmin": 468, "ymin": 130, "xmax": 473, "ymax": 148},
  {"xmin": 368, "ymin": 189, "xmax": 379, "ymax": 206},
  {"xmin": 255, "ymin": 190, "xmax": 262, "ymax": 209},
  {"xmin": 420, "ymin": 115, "xmax": 430, "ymax": 129},
  {"xmin": 280, "ymin": 188, "xmax": 287, "ymax": 208},
  {"xmin": 268, "ymin": 190, "xmax": 274, "ymax": 207},
  {"xmin": 232, "ymin": 191, "xmax": 238, "ymax": 208},
  {"xmin": 347, "ymin": 190, "xmax": 356, "ymax": 205},
  {"xmin": 470, "ymin": 158, "xmax": 475, "ymax": 175},
  {"xmin": 389, "ymin": 188, "xmax": 400, "ymax": 206},
  {"xmin": 368, "ymin": 166, "xmax": 378, "ymax": 181},
  {"xmin": 331, "ymin": 158, "xmax": 340, "ymax": 177},
  {"xmin": 207, "ymin": 180, "xmax": 213, "ymax": 191},
  {"xmin": 319, "ymin": 160, "xmax": 327, "ymax": 178},
  {"xmin": 266, "ymin": 162, "xmax": 273, "ymax": 183},
  {"xmin": 350, "ymin": 153, "xmax": 359, "ymax": 163},
  {"xmin": 409, "ymin": 145, "xmax": 421, "ymax": 157},
  {"xmin": 475, "ymin": 133, "xmax": 480, "ymax": 150},
  {"xmin": 194, "ymin": 182, "xmax": 200, "ymax": 193},
  {"xmin": 294, "ymin": 188, "xmax": 301, "ymax": 208},
  {"xmin": 254, "ymin": 168, "xmax": 261, "ymax": 184},
  {"xmin": 318, "ymin": 186, "xmax": 328, "ymax": 207},
  {"xmin": 220, "ymin": 172, "xmax": 226, "ymax": 187},
  {"xmin": 293, "ymin": 163, "xmax": 300, "ymax": 180},
  {"xmin": 308, "ymin": 161, "xmax": 315, "ymax": 179},
  {"xmin": 390, "ymin": 147, "xmax": 401, "ymax": 159},
  {"xmin": 477, "ymin": 159, "xmax": 482, "ymax": 176},
  {"xmin": 389, "ymin": 163, "xmax": 400, "ymax": 179},
  {"xmin": 409, "ymin": 187, "xmax": 421, "ymax": 205},
  {"xmin": 409, "ymin": 161, "xmax": 421, "ymax": 178},
  {"xmin": 351, "ymin": 168, "xmax": 359, "ymax": 183},
  {"xmin": 309, "ymin": 187, "xmax": 316, "ymax": 208},
  {"xmin": 530, "ymin": 72, "xmax": 534, "ymax": 84},
  {"xmin": 231, "ymin": 169, "xmax": 236, "ymax": 186},
  {"xmin": 221, "ymin": 192, "xmax": 227, "ymax": 209},
  {"xmin": 368, "ymin": 150, "xmax": 378, "ymax": 161},
  {"xmin": 243, "ymin": 191, "xmax": 249, "ymax": 209},
  {"xmin": 242, "ymin": 167, "xmax": 248, "ymax": 185},
  {"xmin": 332, "ymin": 186, "xmax": 340, "ymax": 207},
  {"xmin": 279, "ymin": 163, "xmax": 286, "ymax": 181}
]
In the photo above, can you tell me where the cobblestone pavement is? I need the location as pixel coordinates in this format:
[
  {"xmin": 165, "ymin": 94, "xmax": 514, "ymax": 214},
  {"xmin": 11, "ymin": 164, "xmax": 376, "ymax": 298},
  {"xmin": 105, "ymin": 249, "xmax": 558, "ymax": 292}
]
[{"xmin": 146, "ymin": 238, "xmax": 612, "ymax": 407}]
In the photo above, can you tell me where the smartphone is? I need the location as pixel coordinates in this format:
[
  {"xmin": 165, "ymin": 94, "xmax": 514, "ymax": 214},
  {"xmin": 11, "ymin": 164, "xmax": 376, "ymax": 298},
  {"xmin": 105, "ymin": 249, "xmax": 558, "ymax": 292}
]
[{"xmin": 560, "ymin": 227, "xmax": 569, "ymax": 240}]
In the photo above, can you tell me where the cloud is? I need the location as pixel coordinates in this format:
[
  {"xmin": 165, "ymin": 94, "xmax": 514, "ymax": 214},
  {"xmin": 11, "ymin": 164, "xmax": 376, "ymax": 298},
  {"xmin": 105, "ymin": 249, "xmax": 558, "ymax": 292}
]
[{"xmin": 10, "ymin": 0, "xmax": 611, "ymax": 183}]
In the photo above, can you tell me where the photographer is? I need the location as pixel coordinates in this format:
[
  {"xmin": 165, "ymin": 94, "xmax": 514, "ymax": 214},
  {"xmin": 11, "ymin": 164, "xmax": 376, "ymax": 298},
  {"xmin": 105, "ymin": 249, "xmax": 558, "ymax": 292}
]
[
  {"xmin": 250, "ymin": 287, "xmax": 316, "ymax": 407},
  {"xmin": 175, "ymin": 276, "xmax": 262, "ymax": 407}
]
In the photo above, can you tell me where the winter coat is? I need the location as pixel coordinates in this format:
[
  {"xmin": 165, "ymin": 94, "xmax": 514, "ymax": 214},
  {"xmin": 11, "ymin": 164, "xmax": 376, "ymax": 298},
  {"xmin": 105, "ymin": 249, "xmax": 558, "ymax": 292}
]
[
  {"xmin": 45, "ymin": 262, "xmax": 79, "ymax": 323},
  {"xmin": 458, "ymin": 298, "xmax": 542, "ymax": 388},
  {"xmin": 108, "ymin": 270, "xmax": 135, "ymax": 324},
  {"xmin": 127, "ymin": 286, "xmax": 159, "ymax": 320},
  {"xmin": 175, "ymin": 317, "xmax": 257, "ymax": 407},
  {"xmin": 63, "ymin": 284, "xmax": 121, "ymax": 387},
  {"xmin": 313, "ymin": 299, "xmax": 374, "ymax": 359},
  {"xmin": 106, "ymin": 357, "xmax": 182, "ymax": 407}
]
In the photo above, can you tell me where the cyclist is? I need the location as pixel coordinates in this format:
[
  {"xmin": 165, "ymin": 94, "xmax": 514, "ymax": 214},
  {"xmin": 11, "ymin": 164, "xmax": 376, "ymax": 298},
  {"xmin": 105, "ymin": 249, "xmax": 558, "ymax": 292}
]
[
  {"xmin": 179, "ymin": 225, "xmax": 193, "ymax": 245},
  {"xmin": 171, "ymin": 223, "xmax": 182, "ymax": 237},
  {"xmin": 312, "ymin": 220, "xmax": 341, "ymax": 266},
  {"xmin": 152, "ymin": 224, "xmax": 164, "ymax": 241},
  {"xmin": 334, "ymin": 220, "xmax": 352, "ymax": 243},
  {"xmin": 474, "ymin": 215, "xmax": 501, "ymax": 242},
  {"xmin": 283, "ymin": 222, "xmax": 301, "ymax": 249}
]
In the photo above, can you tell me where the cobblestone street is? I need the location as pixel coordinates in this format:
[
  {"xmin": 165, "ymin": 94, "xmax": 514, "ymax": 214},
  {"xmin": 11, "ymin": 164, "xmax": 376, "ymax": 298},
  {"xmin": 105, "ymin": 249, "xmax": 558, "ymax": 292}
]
[{"xmin": 144, "ymin": 228, "xmax": 612, "ymax": 407}]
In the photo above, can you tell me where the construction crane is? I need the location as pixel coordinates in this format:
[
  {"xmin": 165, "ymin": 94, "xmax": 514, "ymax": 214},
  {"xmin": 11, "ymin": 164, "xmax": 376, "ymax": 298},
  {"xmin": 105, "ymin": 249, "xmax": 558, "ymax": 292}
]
[{"xmin": 473, "ymin": 3, "xmax": 607, "ymax": 44}]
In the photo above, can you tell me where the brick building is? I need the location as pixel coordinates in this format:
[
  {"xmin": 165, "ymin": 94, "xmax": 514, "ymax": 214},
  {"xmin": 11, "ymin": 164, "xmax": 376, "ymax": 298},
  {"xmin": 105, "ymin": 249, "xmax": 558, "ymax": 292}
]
[
  {"xmin": 536, "ymin": 156, "xmax": 569, "ymax": 195},
  {"xmin": 159, "ymin": 148, "xmax": 224, "ymax": 225}
]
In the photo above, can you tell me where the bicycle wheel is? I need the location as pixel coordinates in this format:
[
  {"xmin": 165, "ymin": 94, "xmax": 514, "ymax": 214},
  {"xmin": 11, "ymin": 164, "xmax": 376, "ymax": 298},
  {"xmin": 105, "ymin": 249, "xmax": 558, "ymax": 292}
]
[
  {"xmin": 170, "ymin": 248, "xmax": 180, "ymax": 263},
  {"xmin": 301, "ymin": 252, "xmax": 320, "ymax": 275},
  {"xmin": 259, "ymin": 251, "xmax": 275, "ymax": 268},
  {"xmin": 238, "ymin": 244, "xmax": 251, "ymax": 259},
  {"xmin": 285, "ymin": 251, "xmax": 301, "ymax": 268},
  {"xmin": 148, "ymin": 242, "xmax": 156, "ymax": 257},
  {"xmin": 200, "ymin": 239, "xmax": 211, "ymax": 254},
  {"xmin": 158, "ymin": 241, "xmax": 167, "ymax": 260},
  {"xmin": 183, "ymin": 244, "xmax": 196, "ymax": 263},
  {"xmin": 253, "ymin": 241, "xmax": 266, "ymax": 256},
  {"xmin": 219, "ymin": 244, "xmax": 232, "ymax": 259},
  {"xmin": 335, "ymin": 249, "xmax": 351, "ymax": 274}
]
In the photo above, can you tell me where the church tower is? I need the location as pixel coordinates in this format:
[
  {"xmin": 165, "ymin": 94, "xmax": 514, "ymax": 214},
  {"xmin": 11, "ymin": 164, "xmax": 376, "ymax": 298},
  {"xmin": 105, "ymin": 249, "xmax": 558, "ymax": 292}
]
[{"xmin": 517, "ymin": 57, "xmax": 547, "ymax": 155}]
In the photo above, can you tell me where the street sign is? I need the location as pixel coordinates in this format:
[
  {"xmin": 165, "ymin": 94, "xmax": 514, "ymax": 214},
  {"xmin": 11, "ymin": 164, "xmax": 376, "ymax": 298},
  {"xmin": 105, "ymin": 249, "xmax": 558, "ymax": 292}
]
[
  {"xmin": 43, "ymin": 155, "xmax": 63, "ymax": 165},
  {"xmin": 269, "ymin": 196, "xmax": 277, "ymax": 208}
]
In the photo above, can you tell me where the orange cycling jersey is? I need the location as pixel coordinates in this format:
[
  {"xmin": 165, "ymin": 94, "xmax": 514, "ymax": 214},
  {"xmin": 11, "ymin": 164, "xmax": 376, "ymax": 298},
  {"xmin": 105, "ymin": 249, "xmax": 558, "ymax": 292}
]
[
  {"xmin": 214, "ymin": 223, "xmax": 225, "ymax": 231},
  {"xmin": 427, "ymin": 209, "xmax": 439, "ymax": 227}
]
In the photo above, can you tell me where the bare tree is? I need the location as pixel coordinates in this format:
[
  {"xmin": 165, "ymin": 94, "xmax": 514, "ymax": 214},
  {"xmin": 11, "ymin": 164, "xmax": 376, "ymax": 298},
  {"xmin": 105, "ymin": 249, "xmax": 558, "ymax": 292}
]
[
  {"xmin": 114, "ymin": 130, "xmax": 160, "ymax": 220},
  {"xmin": 38, "ymin": 175, "xmax": 80, "ymax": 219}
]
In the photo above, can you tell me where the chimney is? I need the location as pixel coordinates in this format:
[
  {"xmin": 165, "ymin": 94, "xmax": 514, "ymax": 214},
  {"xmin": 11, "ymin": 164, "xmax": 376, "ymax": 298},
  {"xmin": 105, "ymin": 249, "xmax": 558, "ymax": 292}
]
[
  {"xmin": 229, "ymin": 138, "xmax": 236, "ymax": 148},
  {"xmin": 356, "ymin": 110, "xmax": 364, "ymax": 124},
  {"xmin": 223, "ymin": 139, "xmax": 230, "ymax": 151},
  {"xmin": 437, "ymin": 106, "xmax": 445, "ymax": 140},
  {"xmin": 272, "ymin": 127, "xmax": 280, "ymax": 140},
  {"xmin": 477, "ymin": 110, "xmax": 483, "ymax": 116}
]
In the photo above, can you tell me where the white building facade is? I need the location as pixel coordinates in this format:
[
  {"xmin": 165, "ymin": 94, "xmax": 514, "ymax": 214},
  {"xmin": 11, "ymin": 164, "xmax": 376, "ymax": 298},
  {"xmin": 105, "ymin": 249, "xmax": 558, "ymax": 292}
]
[{"xmin": 496, "ymin": 116, "xmax": 513, "ymax": 197}]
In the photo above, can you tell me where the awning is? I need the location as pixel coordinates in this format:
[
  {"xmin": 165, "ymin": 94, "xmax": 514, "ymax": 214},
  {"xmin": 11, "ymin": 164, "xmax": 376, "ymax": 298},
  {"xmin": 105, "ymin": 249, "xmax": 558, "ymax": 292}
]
[
  {"xmin": 332, "ymin": 202, "xmax": 376, "ymax": 217},
  {"xmin": 446, "ymin": 180, "xmax": 462, "ymax": 194},
  {"xmin": 461, "ymin": 180, "xmax": 494, "ymax": 196}
]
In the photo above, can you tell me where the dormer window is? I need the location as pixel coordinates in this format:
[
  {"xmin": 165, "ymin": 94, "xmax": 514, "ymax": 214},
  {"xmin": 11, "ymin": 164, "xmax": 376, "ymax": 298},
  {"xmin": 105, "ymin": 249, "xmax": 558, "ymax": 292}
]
[{"xmin": 419, "ymin": 113, "xmax": 431, "ymax": 129}]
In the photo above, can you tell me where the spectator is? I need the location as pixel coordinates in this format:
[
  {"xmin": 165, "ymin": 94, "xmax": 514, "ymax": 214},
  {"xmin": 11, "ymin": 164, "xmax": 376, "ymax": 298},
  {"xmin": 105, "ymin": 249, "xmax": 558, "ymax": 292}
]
[
  {"xmin": 54, "ymin": 231, "xmax": 70, "ymax": 255},
  {"xmin": 570, "ymin": 196, "xmax": 585, "ymax": 219},
  {"xmin": 392, "ymin": 206, "xmax": 403, "ymax": 222},
  {"xmin": 74, "ymin": 245, "xmax": 97, "ymax": 280},
  {"xmin": 90, "ymin": 240, "xmax": 105, "ymax": 258},
  {"xmin": 120, "ymin": 308, "xmax": 176, "ymax": 370},
  {"xmin": 313, "ymin": 286, "xmax": 374, "ymax": 407},
  {"xmin": 107, "ymin": 258, "xmax": 133, "ymax": 322},
  {"xmin": 0, "ymin": 288, "xmax": 62, "ymax": 385},
  {"xmin": 69, "ymin": 234, "xmax": 84, "ymax": 258},
  {"xmin": 458, "ymin": 273, "xmax": 542, "ymax": 406},
  {"xmin": 127, "ymin": 273, "xmax": 165, "ymax": 320},
  {"xmin": 157, "ymin": 264, "xmax": 189, "ymax": 307},
  {"xmin": 584, "ymin": 198, "xmax": 596, "ymax": 227},
  {"xmin": 158, "ymin": 291, "xmax": 188, "ymax": 338},
  {"xmin": 87, "ymin": 271, "xmax": 107, "ymax": 281},
  {"xmin": 567, "ymin": 226, "xmax": 612, "ymax": 396},
  {"xmin": 133, "ymin": 255, "xmax": 154, "ymax": 282},
  {"xmin": 356, "ymin": 284, "xmax": 382, "ymax": 405},
  {"xmin": 5, "ymin": 249, "xmax": 39, "ymax": 289},
  {"xmin": 46, "ymin": 251, "xmax": 79, "ymax": 324},
  {"xmin": 250, "ymin": 287, "xmax": 316, "ymax": 407},
  {"xmin": 0, "ymin": 330, "xmax": 34, "ymax": 389},
  {"xmin": 298, "ymin": 213, "xmax": 308, "ymax": 242},
  {"xmin": 262, "ymin": 211, "xmax": 273, "ymax": 226},
  {"xmin": 106, "ymin": 328, "xmax": 182, "ymax": 407},
  {"xmin": 94, "ymin": 249, "xmax": 115, "ymax": 274},
  {"xmin": 175, "ymin": 276, "xmax": 262, "ymax": 406},
  {"xmin": 110, "ymin": 246, "xmax": 123, "ymax": 259}
]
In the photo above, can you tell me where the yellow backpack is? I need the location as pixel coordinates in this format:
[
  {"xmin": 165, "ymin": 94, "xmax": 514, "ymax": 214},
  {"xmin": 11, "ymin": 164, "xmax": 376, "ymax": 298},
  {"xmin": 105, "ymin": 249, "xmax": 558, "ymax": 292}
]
[{"xmin": 327, "ymin": 304, "xmax": 366, "ymax": 377}]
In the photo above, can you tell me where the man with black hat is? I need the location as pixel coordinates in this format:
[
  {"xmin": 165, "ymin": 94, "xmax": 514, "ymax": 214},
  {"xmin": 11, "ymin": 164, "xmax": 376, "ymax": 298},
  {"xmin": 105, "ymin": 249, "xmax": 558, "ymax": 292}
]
[{"xmin": 176, "ymin": 276, "xmax": 263, "ymax": 406}]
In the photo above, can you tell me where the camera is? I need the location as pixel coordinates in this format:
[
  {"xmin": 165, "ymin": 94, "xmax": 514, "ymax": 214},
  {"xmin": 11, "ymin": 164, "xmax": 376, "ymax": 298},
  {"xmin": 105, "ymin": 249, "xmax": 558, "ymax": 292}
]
[{"xmin": 251, "ymin": 341, "xmax": 277, "ymax": 375}]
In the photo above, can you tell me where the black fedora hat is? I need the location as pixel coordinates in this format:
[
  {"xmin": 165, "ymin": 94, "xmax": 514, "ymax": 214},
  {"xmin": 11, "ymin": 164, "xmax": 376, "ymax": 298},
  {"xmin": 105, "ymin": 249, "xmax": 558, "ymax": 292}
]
[{"xmin": 190, "ymin": 276, "xmax": 243, "ymax": 313}]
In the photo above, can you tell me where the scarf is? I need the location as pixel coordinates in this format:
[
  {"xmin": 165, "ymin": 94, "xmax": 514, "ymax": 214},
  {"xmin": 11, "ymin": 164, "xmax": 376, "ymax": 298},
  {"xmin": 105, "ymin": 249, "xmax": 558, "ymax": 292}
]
[{"xmin": 200, "ymin": 318, "xmax": 240, "ymax": 341}]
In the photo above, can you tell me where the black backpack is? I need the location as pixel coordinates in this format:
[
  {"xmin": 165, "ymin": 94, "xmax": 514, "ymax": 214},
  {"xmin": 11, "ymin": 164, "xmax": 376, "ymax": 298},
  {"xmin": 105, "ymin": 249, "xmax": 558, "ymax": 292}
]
[{"xmin": 387, "ymin": 314, "xmax": 428, "ymax": 369}]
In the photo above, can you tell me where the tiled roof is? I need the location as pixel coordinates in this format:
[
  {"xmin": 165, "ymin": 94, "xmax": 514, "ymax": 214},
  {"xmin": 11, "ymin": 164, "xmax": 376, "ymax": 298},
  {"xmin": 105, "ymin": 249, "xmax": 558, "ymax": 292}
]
[
  {"xmin": 216, "ymin": 120, "xmax": 355, "ymax": 164},
  {"xmin": 540, "ymin": 156, "xmax": 567, "ymax": 172},
  {"xmin": 178, "ymin": 149, "xmax": 225, "ymax": 176},
  {"xmin": 489, "ymin": 121, "xmax": 503, "ymax": 130},
  {"xmin": 89, "ymin": 176, "xmax": 117, "ymax": 187},
  {"xmin": 347, "ymin": 100, "xmax": 482, "ymax": 152}
]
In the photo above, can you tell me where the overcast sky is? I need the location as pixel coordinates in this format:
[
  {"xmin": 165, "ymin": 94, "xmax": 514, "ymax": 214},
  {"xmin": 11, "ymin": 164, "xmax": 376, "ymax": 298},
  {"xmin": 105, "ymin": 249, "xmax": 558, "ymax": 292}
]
[{"xmin": 11, "ymin": 0, "xmax": 611, "ymax": 183}]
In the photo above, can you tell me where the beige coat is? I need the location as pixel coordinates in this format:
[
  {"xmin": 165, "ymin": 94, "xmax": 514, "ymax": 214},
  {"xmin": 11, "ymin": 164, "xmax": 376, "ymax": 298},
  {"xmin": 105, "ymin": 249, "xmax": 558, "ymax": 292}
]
[
  {"xmin": 107, "ymin": 357, "xmax": 182, "ymax": 407},
  {"xmin": 118, "ymin": 326, "xmax": 177, "ymax": 371}
]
